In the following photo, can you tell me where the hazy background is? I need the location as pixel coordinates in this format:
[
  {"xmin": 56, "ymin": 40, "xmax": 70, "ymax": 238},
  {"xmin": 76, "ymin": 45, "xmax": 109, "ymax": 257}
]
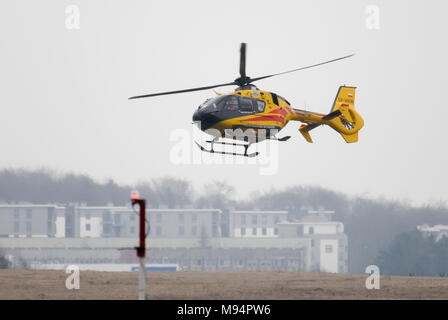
[{"xmin": 0, "ymin": 0, "xmax": 447, "ymax": 205}]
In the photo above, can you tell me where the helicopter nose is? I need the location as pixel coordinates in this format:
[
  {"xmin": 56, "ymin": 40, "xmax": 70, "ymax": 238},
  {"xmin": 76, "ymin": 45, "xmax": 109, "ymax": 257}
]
[
  {"xmin": 192, "ymin": 109, "xmax": 217, "ymax": 131},
  {"xmin": 192, "ymin": 109, "xmax": 201, "ymax": 123}
]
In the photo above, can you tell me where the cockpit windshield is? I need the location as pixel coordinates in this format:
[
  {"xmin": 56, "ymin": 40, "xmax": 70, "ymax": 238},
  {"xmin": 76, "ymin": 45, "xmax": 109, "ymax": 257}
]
[
  {"xmin": 198, "ymin": 96, "xmax": 226, "ymax": 113},
  {"xmin": 198, "ymin": 95, "xmax": 264, "ymax": 114}
]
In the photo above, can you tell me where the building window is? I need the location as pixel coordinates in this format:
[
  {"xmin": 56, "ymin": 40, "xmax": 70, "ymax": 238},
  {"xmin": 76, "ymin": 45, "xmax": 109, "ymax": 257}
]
[
  {"xmin": 103, "ymin": 225, "xmax": 111, "ymax": 235},
  {"xmin": 178, "ymin": 214, "xmax": 184, "ymax": 223},
  {"xmin": 86, "ymin": 224, "xmax": 91, "ymax": 231},
  {"xmin": 192, "ymin": 226, "xmax": 197, "ymax": 236},
  {"xmin": 14, "ymin": 222, "xmax": 19, "ymax": 233},
  {"xmin": 240, "ymin": 215, "xmax": 246, "ymax": 225},
  {"xmin": 252, "ymin": 215, "xmax": 257, "ymax": 225},
  {"xmin": 297, "ymin": 225, "xmax": 304, "ymax": 236},
  {"xmin": 262, "ymin": 215, "xmax": 267, "ymax": 225},
  {"xmin": 262, "ymin": 227, "xmax": 267, "ymax": 235},
  {"xmin": 26, "ymin": 208, "xmax": 32, "ymax": 219},
  {"xmin": 274, "ymin": 228, "xmax": 278, "ymax": 235},
  {"xmin": 252, "ymin": 228, "xmax": 257, "ymax": 236},
  {"xmin": 130, "ymin": 214, "xmax": 135, "ymax": 221},
  {"xmin": 103, "ymin": 212, "xmax": 112, "ymax": 222},
  {"xmin": 130, "ymin": 226, "xmax": 135, "ymax": 234},
  {"xmin": 156, "ymin": 226, "xmax": 162, "ymax": 236},
  {"xmin": 114, "ymin": 214, "xmax": 121, "ymax": 224},
  {"xmin": 212, "ymin": 226, "xmax": 218, "ymax": 237},
  {"xmin": 274, "ymin": 215, "xmax": 280, "ymax": 224},
  {"xmin": 308, "ymin": 227, "xmax": 314, "ymax": 235},
  {"xmin": 156, "ymin": 213, "xmax": 162, "ymax": 224},
  {"xmin": 241, "ymin": 228, "xmax": 246, "ymax": 236},
  {"xmin": 311, "ymin": 239, "xmax": 315, "ymax": 247},
  {"xmin": 192, "ymin": 214, "xmax": 197, "ymax": 224},
  {"xmin": 85, "ymin": 213, "xmax": 91, "ymax": 220},
  {"xmin": 325, "ymin": 245, "xmax": 333, "ymax": 253},
  {"xmin": 13, "ymin": 208, "xmax": 19, "ymax": 219},
  {"xmin": 26, "ymin": 222, "xmax": 32, "ymax": 235},
  {"xmin": 178, "ymin": 226, "xmax": 184, "ymax": 236}
]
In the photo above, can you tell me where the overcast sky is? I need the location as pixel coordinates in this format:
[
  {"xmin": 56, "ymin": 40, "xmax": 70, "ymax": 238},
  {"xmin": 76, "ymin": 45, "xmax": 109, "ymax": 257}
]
[{"xmin": 0, "ymin": 0, "xmax": 447, "ymax": 206}]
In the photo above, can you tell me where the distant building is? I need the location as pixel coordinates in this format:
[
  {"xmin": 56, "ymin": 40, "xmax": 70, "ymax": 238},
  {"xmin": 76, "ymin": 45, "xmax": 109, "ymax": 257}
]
[
  {"xmin": 0, "ymin": 204, "xmax": 348, "ymax": 273},
  {"xmin": 0, "ymin": 204, "xmax": 59, "ymax": 238},
  {"xmin": 277, "ymin": 210, "xmax": 348, "ymax": 273},
  {"xmin": 54, "ymin": 206, "xmax": 223, "ymax": 239},
  {"xmin": 417, "ymin": 224, "xmax": 448, "ymax": 242},
  {"xmin": 229, "ymin": 210, "xmax": 288, "ymax": 237}
]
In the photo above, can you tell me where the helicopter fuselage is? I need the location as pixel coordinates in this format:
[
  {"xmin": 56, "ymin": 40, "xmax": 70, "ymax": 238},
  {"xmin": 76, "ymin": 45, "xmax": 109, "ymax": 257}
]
[{"xmin": 192, "ymin": 88, "xmax": 327, "ymax": 139}]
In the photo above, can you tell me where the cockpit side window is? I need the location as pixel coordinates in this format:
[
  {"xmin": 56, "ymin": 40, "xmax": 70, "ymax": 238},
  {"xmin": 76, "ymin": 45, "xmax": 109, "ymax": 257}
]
[
  {"xmin": 238, "ymin": 96, "xmax": 254, "ymax": 113},
  {"xmin": 255, "ymin": 100, "xmax": 265, "ymax": 112},
  {"xmin": 223, "ymin": 96, "xmax": 239, "ymax": 111}
]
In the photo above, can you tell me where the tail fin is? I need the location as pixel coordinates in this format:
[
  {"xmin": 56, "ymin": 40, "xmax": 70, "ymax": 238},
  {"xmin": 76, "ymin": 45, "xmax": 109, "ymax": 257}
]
[
  {"xmin": 331, "ymin": 86, "xmax": 356, "ymax": 113},
  {"xmin": 328, "ymin": 86, "xmax": 363, "ymax": 143}
]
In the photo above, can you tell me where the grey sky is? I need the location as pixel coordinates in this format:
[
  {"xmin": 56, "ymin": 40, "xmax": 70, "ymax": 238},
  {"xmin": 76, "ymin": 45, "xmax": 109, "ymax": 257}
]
[{"xmin": 0, "ymin": 0, "xmax": 447, "ymax": 205}]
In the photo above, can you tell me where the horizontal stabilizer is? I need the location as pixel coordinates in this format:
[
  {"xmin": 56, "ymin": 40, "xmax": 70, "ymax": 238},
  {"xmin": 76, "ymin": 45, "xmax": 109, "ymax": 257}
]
[
  {"xmin": 322, "ymin": 109, "xmax": 342, "ymax": 121},
  {"xmin": 277, "ymin": 136, "xmax": 291, "ymax": 142}
]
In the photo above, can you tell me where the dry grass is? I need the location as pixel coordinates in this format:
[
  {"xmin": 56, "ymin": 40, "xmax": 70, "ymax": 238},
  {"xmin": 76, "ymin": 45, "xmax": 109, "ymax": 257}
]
[{"xmin": 0, "ymin": 269, "xmax": 448, "ymax": 300}]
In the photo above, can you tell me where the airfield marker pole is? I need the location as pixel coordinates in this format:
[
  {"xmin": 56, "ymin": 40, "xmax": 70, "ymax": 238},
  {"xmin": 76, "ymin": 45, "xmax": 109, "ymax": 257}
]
[{"xmin": 131, "ymin": 192, "xmax": 146, "ymax": 300}]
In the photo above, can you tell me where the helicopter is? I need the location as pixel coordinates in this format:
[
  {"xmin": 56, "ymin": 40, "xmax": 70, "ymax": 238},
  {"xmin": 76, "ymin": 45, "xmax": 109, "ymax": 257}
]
[{"xmin": 129, "ymin": 43, "xmax": 364, "ymax": 157}]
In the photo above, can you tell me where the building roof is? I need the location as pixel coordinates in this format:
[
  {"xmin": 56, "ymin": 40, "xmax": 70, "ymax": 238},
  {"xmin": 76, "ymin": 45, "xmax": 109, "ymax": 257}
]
[{"xmin": 231, "ymin": 210, "xmax": 288, "ymax": 214}]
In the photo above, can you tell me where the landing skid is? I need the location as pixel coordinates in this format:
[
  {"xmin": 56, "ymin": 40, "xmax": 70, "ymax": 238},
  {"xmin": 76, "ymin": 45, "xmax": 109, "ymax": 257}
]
[
  {"xmin": 194, "ymin": 135, "xmax": 291, "ymax": 158},
  {"xmin": 273, "ymin": 136, "xmax": 291, "ymax": 142},
  {"xmin": 195, "ymin": 141, "xmax": 259, "ymax": 158}
]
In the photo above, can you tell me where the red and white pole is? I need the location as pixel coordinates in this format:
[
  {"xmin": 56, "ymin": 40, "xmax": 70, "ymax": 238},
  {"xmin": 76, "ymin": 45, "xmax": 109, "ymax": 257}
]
[{"xmin": 131, "ymin": 191, "xmax": 146, "ymax": 300}]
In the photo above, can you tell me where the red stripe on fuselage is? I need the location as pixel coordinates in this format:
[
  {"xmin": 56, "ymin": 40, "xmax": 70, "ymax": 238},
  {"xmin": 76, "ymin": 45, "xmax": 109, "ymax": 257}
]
[
  {"xmin": 241, "ymin": 115, "xmax": 285, "ymax": 123},
  {"xmin": 269, "ymin": 108, "xmax": 288, "ymax": 116}
]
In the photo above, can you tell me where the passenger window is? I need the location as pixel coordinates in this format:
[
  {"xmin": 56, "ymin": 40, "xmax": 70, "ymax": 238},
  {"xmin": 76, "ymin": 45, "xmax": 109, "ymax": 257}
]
[
  {"xmin": 255, "ymin": 100, "xmax": 265, "ymax": 112},
  {"xmin": 223, "ymin": 96, "xmax": 239, "ymax": 111},
  {"xmin": 239, "ymin": 97, "xmax": 253, "ymax": 113}
]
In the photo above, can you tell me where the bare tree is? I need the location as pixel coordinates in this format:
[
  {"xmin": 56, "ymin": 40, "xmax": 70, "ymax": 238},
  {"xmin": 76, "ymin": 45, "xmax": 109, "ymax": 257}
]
[
  {"xmin": 195, "ymin": 181, "xmax": 236, "ymax": 209},
  {"xmin": 151, "ymin": 177, "xmax": 194, "ymax": 208}
]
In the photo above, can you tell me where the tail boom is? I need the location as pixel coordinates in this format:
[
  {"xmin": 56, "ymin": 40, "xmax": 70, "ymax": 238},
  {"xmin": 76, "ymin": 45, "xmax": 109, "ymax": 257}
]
[{"xmin": 292, "ymin": 86, "xmax": 364, "ymax": 143}]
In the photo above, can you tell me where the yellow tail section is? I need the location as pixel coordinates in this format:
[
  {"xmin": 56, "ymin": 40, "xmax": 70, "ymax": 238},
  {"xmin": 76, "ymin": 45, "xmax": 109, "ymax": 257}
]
[{"xmin": 327, "ymin": 86, "xmax": 364, "ymax": 143}]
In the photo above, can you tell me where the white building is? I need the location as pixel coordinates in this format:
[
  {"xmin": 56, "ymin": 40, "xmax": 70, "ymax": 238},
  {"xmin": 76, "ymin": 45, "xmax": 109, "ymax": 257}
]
[
  {"xmin": 277, "ymin": 210, "xmax": 347, "ymax": 273},
  {"xmin": 417, "ymin": 224, "xmax": 448, "ymax": 242}
]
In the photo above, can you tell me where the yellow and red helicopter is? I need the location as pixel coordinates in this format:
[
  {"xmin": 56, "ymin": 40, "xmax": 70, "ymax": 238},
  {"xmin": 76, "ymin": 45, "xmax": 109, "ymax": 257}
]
[{"xmin": 129, "ymin": 43, "xmax": 364, "ymax": 157}]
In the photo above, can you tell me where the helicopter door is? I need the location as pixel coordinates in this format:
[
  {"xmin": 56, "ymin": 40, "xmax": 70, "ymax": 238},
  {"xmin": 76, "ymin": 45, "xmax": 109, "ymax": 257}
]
[
  {"xmin": 238, "ymin": 96, "xmax": 254, "ymax": 113},
  {"xmin": 223, "ymin": 96, "xmax": 239, "ymax": 111}
]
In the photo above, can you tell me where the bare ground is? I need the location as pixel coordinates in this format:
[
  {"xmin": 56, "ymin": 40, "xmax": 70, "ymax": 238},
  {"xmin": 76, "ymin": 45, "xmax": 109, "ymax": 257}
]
[{"xmin": 0, "ymin": 269, "xmax": 448, "ymax": 300}]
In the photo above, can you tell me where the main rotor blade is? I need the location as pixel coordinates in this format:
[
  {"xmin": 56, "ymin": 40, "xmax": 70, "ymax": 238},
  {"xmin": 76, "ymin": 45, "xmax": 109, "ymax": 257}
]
[
  {"xmin": 239, "ymin": 43, "xmax": 247, "ymax": 81},
  {"xmin": 128, "ymin": 81, "xmax": 237, "ymax": 99},
  {"xmin": 248, "ymin": 54, "xmax": 355, "ymax": 83}
]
